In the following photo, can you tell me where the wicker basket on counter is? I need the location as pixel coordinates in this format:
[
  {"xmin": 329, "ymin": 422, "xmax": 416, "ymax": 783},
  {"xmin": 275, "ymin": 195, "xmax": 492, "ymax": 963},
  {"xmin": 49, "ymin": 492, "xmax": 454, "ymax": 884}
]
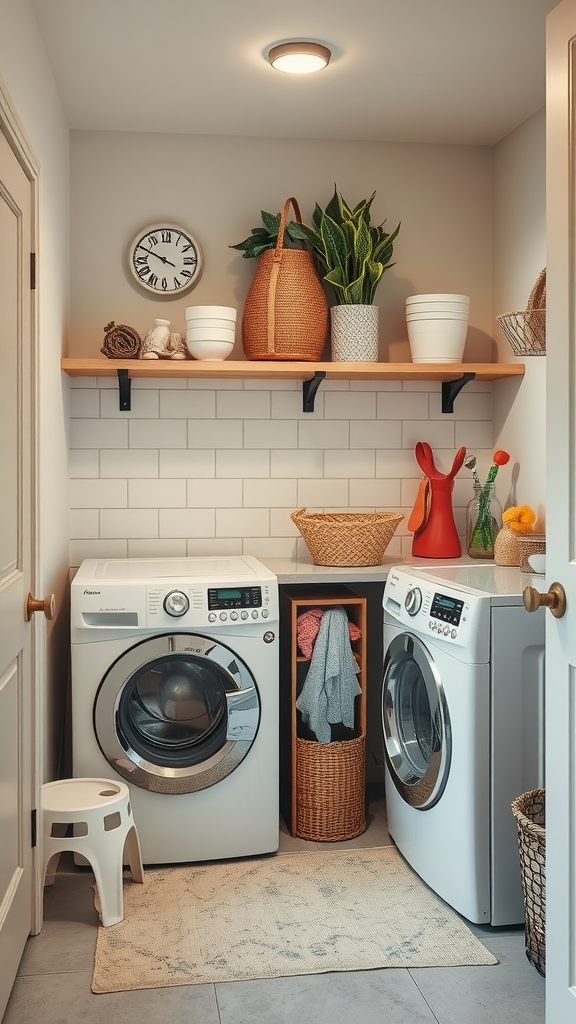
[
  {"xmin": 497, "ymin": 269, "xmax": 546, "ymax": 356},
  {"xmin": 291, "ymin": 508, "xmax": 404, "ymax": 567}
]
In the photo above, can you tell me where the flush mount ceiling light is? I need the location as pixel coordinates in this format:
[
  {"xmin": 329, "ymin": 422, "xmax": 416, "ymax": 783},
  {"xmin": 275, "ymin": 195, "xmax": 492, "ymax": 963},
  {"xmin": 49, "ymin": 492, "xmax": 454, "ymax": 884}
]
[{"xmin": 267, "ymin": 42, "xmax": 331, "ymax": 75}]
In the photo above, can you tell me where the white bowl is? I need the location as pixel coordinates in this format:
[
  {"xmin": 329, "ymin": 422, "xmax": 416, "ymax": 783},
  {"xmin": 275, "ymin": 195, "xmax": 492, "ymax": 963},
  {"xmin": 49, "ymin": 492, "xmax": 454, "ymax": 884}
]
[
  {"xmin": 185, "ymin": 317, "xmax": 236, "ymax": 329},
  {"xmin": 406, "ymin": 310, "xmax": 469, "ymax": 321},
  {"xmin": 407, "ymin": 319, "xmax": 467, "ymax": 363},
  {"xmin": 185, "ymin": 305, "xmax": 237, "ymax": 320},
  {"xmin": 406, "ymin": 293, "xmax": 469, "ymax": 304},
  {"xmin": 186, "ymin": 327, "xmax": 236, "ymax": 342},
  {"xmin": 186, "ymin": 339, "xmax": 235, "ymax": 360}
]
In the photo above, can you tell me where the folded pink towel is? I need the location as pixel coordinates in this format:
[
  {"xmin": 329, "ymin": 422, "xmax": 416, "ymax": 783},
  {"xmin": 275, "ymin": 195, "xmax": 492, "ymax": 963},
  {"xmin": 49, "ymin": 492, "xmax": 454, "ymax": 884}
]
[{"xmin": 297, "ymin": 607, "xmax": 361, "ymax": 659}]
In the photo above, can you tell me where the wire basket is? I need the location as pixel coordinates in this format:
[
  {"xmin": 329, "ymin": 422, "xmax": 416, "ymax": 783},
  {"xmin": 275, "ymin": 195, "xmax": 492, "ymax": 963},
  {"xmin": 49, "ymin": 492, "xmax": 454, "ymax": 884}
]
[
  {"xmin": 295, "ymin": 733, "xmax": 365, "ymax": 841},
  {"xmin": 291, "ymin": 508, "xmax": 404, "ymax": 566},
  {"xmin": 497, "ymin": 269, "xmax": 546, "ymax": 356},
  {"xmin": 511, "ymin": 788, "xmax": 546, "ymax": 977}
]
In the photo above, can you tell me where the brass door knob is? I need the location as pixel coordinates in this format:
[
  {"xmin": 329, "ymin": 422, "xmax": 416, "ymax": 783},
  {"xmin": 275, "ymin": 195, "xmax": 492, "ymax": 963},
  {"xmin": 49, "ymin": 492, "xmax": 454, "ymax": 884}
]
[
  {"xmin": 26, "ymin": 593, "xmax": 56, "ymax": 621},
  {"xmin": 523, "ymin": 582, "xmax": 566, "ymax": 619}
]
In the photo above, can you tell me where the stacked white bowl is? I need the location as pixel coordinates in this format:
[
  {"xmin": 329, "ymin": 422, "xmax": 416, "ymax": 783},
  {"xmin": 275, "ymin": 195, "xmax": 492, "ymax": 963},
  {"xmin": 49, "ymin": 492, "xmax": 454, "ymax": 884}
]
[
  {"xmin": 185, "ymin": 305, "xmax": 237, "ymax": 360},
  {"xmin": 406, "ymin": 293, "xmax": 469, "ymax": 363}
]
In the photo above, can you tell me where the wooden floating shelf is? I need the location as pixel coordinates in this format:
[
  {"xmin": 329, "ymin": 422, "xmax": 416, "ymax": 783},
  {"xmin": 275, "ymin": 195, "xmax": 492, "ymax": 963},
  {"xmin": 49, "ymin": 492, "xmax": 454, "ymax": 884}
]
[
  {"xmin": 61, "ymin": 358, "xmax": 524, "ymax": 382},
  {"xmin": 61, "ymin": 358, "xmax": 524, "ymax": 414}
]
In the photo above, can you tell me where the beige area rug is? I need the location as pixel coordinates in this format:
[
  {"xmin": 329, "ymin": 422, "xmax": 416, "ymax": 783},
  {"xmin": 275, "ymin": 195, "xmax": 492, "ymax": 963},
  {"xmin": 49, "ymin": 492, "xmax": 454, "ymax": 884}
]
[{"xmin": 92, "ymin": 846, "xmax": 497, "ymax": 993}]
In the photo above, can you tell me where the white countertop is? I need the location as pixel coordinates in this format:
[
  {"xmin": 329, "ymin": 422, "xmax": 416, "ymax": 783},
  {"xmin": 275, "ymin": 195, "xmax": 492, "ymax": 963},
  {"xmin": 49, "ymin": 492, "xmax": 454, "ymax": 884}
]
[{"xmin": 259, "ymin": 554, "xmax": 521, "ymax": 586}]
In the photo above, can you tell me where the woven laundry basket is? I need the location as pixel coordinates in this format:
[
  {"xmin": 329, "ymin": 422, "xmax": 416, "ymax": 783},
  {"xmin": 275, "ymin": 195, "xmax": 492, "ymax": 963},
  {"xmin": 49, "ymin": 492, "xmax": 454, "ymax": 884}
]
[
  {"xmin": 291, "ymin": 508, "xmax": 404, "ymax": 566},
  {"xmin": 241, "ymin": 197, "xmax": 328, "ymax": 361},
  {"xmin": 295, "ymin": 733, "xmax": 365, "ymax": 841},
  {"xmin": 497, "ymin": 269, "xmax": 546, "ymax": 356},
  {"xmin": 511, "ymin": 788, "xmax": 546, "ymax": 977}
]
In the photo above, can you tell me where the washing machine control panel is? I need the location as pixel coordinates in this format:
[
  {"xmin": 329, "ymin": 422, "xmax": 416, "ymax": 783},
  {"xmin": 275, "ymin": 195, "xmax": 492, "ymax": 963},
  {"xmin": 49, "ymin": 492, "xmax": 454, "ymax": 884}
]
[{"xmin": 207, "ymin": 586, "xmax": 262, "ymax": 610}]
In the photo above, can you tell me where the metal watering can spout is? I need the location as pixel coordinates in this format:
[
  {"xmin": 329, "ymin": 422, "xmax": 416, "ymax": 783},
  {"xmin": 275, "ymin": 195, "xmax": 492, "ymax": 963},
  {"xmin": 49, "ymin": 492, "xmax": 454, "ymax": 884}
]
[{"xmin": 408, "ymin": 444, "xmax": 466, "ymax": 558}]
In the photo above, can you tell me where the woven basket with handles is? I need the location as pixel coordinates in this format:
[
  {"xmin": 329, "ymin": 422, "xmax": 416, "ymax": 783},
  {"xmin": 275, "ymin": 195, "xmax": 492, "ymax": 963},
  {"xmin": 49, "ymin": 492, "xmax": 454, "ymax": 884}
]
[
  {"xmin": 291, "ymin": 508, "xmax": 404, "ymax": 566},
  {"xmin": 241, "ymin": 197, "xmax": 328, "ymax": 361},
  {"xmin": 496, "ymin": 268, "xmax": 546, "ymax": 356}
]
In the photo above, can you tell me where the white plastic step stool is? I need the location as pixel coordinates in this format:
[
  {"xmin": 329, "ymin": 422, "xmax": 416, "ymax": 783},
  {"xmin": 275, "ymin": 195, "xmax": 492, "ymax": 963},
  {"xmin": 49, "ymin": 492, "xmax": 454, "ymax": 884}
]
[{"xmin": 41, "ymin": 777, "xmax": 144, "ymax": 927}]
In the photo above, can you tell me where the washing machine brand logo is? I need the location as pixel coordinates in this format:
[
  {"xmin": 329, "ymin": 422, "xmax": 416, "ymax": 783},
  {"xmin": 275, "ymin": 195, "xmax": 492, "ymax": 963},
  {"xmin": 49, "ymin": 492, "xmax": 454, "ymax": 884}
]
[{"xmin": 84, "ymin": 589, "xmax": 101, "ymax": 595}]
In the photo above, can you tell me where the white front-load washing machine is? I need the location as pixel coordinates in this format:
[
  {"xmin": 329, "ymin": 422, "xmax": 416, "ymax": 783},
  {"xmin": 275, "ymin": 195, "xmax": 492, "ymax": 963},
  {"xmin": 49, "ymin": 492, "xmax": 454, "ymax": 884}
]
[
  {"xmin": 382, "ymin": 563, "xmax": 545, "ymax": 925},
  {"xmin": 71, "ymin": 555, "xmax": 279, "ymax": 865}
]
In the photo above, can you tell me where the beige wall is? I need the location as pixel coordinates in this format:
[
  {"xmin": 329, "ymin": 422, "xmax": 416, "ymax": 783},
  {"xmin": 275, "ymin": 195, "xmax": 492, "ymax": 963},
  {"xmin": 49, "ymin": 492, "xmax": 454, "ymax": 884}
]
[
  {"xmin": 0, "ymin": 0, "xmax": 71, "ymax": 780},
  {"xmin": 492, "ymin": 108, "xmax": 546, "ymax": 521},
  {"xmin": 70, "ymin": 131, "xmax": 494, "ymax": 363}
]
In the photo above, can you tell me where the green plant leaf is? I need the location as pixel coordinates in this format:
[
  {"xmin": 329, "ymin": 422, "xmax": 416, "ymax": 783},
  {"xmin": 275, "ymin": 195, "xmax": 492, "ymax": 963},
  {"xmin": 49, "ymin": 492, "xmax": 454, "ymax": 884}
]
[
  {"xmin": 260, "ymin": 211, "xmax": 280, "ymax": 235},
  {"xmin": 320, "ymin": 213, "xmax": 348, "ymax": 273}
]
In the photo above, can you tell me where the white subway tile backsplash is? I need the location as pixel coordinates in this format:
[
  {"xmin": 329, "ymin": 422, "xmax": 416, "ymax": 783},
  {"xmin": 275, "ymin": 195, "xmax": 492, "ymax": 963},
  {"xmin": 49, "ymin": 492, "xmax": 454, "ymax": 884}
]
[
  {"xmin": 68, "ymin": 448, "xmax": 99, "ymax": 478},
  {"xmin": 216, "ymin": 508, "xmax": 269, "ymax": 537},
  {"xmin": 129, "ymin": 419, "xmax": 187, "ymax": 449},
  {"xmin": 297, "ymin": 479, "xmax": 349, "ymax": 507},
  {"xmin": 244, "ymin": 479, "xmax": 297, "ymax": 507},
  {"xmin": 377, "ymin": 391, "xmax": 429, "ymax": 419},
  {"xmin": 324, "ymin": 392, "xmax": 376, "ymax": 420},
  {"xmin": 67, "ymin": 382, "xmax": 493, "ymax": 560},
  {"xmin": 244, "ymin": 419, "xmax": 297, "ymax": 449},
  {"xmin": 69, "ymin": 508, "xmax": 99, "ymax": 538},
  {"xmin": 100, "ymin": 508, "xmax": 158, "ymax": 538},
  {"xmin": 160, "ymin": 449, "xmax": 215, "ymax": 477},
  {"xmin": 159, "ymin": 508, "xmax": 215, "ymax": 538},
  {"xmin": 128, "ymin": 539, "xmax": 187, "ymax": 558},
  {"xmin": 402, "ymin": 419, "xmax": 455, "ymax": 450},
  {"xmin": 298, "ymin": 420, "xmax": 349, "ymax": 449},
  {"xmin": 69, "ymin": 389, "xmax": 100, "ymax": 418},
  {"xmin": 189, "ymin": 419, "xmax": 243, "ymax": 449},
  {"xmin": 216, "ymin": 449, "xmax": 270, "ymax": 478},
  {"xmin": 71, "ymin": 418, "xmax": 128, "ymax": 449},
  {"xmin": 350, "ymin": 479, "xmax": 401, "ymax": 507},
  {"xmin": 70, "ymin": 539, "xmax": 128, "ymax": 564},
  {"xmin": 324, "ymin": 450, "xmax": 375, "ymax": 479},
  {"xmin": 217, "ymin": 391, "xmax": 270, "ymax": 419},
  {"xmin": 160, "ymin": 390, "xmax": 215, "ymax": 418},
  {"xmin": 187, "ymin": 478, "xmax": 242, "ymax": 507},
  {"xmin": 101, "ymin": 388, "xmax": 159, "ymax": 419},
  {"xmin": 350, "ymin": 420, "xmax": 402, "ymax": 449},
  {"xmin": 271, "ymin": 391, "xmax": 324, "ymax": 420},
  {"xmin": 70, "ymin": 478, "xmax": 127, "ymax": 509},
  {"xmin": 271, "ymin": 449, "xmax": 323, "ymax": 478},
  {"xmin": 129, "ymin": 479, "xmax": 187, "ymax": 508},
  {"xmin": 100, "ymin": 449, "xmax": 159, "ymax": 478}
]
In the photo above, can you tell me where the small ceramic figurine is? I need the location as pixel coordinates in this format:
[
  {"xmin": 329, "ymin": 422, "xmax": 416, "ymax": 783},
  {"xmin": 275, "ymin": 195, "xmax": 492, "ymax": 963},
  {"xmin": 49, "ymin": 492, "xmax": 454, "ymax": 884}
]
[{"xmin": 140, "ymin": 319, "xmax": 188, "ymax": 360}]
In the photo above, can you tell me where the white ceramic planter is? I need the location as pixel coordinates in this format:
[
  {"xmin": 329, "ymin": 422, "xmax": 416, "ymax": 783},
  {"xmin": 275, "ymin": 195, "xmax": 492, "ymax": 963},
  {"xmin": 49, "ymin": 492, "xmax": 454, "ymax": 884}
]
[
  {"xmin": 407, "ymin": 318, "xmax": 468, "ymax": 363},
  {"xmin": 330, "ymin": 304, "xmax": 378, "ymax": 362}
]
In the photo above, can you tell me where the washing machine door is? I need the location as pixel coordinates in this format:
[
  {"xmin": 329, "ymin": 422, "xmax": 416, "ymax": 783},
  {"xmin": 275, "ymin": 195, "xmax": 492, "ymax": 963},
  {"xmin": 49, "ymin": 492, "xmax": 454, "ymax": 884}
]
[
  {"xmin": 382, "ymin": 631, "xmax": 451, "ymax": 809},
  {"xmin": 94, "ymin": 633, "xmax": 261, "ymax": 794}
]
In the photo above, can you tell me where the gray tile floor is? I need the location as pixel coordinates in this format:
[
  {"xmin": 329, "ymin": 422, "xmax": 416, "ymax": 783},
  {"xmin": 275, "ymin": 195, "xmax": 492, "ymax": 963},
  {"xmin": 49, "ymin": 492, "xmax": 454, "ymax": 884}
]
[{"xmin": 4, "ymin": 788, "xmax": 545, "ymax": 1024}]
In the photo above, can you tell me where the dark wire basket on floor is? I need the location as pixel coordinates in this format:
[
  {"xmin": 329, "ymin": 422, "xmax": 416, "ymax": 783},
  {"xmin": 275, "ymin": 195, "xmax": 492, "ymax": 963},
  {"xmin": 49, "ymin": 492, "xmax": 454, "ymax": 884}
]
[{"xmin": 511, "ymin": 788, "xmax": 546, "ymax": 977}]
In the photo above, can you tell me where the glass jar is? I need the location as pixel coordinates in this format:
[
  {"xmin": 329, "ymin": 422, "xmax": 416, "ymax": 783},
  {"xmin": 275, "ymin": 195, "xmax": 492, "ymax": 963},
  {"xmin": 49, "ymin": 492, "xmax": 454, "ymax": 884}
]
[{"xmin": 466, "ymin": 483, "xmax": 502, "ymax": 559}]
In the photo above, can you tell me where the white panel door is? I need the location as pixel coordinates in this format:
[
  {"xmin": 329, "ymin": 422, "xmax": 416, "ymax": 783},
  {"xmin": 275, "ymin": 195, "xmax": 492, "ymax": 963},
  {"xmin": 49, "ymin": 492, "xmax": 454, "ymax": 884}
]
[
  {"xmin": 545, "ymin": 2, "xmax": 576, "ymax": 1019},
  {"xmin": 0, "ymin": 120, "xmax": 35, "ymax": 1018}
]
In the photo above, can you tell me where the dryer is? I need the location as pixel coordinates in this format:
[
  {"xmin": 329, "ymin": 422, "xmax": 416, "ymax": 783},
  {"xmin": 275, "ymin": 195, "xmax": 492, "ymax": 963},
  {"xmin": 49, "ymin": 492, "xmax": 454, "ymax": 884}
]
[
  {"xmin": 382, "ymin": 563, "xmax": 545, "ymax": 925},
  {"xmin": 71, "ymin": 556, "xmax": 279, "ymax": 865}
]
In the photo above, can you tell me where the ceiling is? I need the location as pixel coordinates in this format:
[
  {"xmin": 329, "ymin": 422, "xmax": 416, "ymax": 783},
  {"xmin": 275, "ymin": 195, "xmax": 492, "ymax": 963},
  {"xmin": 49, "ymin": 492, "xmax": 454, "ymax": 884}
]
[{"xmin": 31, "ymin": 0, "xmax": 558, "ymax": 146}]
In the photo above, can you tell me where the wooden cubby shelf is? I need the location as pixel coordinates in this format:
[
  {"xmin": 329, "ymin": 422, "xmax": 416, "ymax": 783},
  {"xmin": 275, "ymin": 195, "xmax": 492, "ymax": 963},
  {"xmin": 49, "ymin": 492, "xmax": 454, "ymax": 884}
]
[{"xmin": 61, "ymin": 358, "xmax": 525, "ymax": 414}]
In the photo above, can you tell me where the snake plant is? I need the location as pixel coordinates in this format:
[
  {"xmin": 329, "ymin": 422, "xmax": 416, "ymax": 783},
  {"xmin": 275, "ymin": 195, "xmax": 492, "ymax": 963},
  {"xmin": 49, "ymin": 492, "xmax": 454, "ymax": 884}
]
[{"xmin": 289, "ymin": 187, "xmax": 400, "ymax": 305}]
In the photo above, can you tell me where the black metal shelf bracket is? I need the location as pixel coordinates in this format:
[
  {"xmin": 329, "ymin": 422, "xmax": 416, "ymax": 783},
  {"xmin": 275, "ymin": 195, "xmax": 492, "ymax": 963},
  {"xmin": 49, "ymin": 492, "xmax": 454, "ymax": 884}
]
[
  {"xmin": 302, "ymin": 371, "xmax": 326, "ymax": 413},
  {"xmin": 117, "ymin": 368, "xmax": 131, "ymax": 411},
  {"xmin": 441, "ymin": 372, "xmax": 476, "ymax": 413}
]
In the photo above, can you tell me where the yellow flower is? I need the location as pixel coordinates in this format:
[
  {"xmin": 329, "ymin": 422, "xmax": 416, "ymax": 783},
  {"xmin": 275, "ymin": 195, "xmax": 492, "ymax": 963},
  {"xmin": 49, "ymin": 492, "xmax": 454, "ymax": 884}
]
[{"xmin": 502, "ymin": 505, "xmax": 536, "ymax": 534}]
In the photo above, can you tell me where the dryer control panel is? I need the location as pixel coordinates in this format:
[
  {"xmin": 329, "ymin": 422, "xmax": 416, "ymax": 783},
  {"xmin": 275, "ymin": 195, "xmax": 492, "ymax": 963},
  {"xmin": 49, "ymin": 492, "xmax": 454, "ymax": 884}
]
[{"xmin": 383, "ymin": 567, "xmax": 491, "ymax": 664}]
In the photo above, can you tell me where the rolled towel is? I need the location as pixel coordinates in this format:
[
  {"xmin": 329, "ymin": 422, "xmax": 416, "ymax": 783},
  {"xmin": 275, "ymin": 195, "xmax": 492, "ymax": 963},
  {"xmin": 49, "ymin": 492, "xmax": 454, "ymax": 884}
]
[
  {"xmin": 297, "ymin": 607, "xmax": 361, "ymax": 659},
  {"xmin": 101, "ymin": 321, "xmax": 142, "ymax": 359}
]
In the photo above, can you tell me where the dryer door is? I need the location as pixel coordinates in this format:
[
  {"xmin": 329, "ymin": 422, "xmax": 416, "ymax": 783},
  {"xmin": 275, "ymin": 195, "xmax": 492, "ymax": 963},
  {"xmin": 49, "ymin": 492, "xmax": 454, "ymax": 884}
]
[
  {"xmin": 382, "ymin": 631, "xmax": 451, "ymax": 809},
  {"xmin": 94, "ymin": 633, "xmax": 260, "ymax": 794}
]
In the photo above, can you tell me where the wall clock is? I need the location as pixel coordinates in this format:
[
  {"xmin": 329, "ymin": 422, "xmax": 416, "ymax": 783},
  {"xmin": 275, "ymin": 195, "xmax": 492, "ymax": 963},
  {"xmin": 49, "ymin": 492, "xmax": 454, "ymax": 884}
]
[{"xmin": 128, "ymin": 222, "xmax": 203, "ymax": 296}]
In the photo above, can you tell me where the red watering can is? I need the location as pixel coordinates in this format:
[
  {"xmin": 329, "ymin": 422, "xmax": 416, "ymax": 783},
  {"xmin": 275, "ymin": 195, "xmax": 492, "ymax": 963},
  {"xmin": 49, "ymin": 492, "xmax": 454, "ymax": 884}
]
[{"xmin": 408, "ymin": 442, "xmax": 466, "ymax": 558}]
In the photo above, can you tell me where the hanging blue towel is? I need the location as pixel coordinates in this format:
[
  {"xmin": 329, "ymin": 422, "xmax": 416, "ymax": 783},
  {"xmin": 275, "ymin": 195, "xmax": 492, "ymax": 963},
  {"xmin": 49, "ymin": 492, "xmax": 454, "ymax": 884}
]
[{"xmin": 295, "ymin": 606, "xmax": 361, "ymax": 744}]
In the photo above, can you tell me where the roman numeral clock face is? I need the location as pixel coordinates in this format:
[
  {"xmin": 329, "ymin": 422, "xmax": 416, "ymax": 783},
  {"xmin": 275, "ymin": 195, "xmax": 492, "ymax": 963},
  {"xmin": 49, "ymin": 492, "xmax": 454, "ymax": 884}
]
[{"xmin": 128, "ymin": 223, "xmax": 203, "ymax": 296}]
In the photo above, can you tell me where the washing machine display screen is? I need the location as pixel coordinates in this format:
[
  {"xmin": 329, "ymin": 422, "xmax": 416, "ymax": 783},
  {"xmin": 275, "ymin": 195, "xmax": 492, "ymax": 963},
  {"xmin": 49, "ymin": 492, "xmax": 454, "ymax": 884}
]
[
  {"xmin": 208, "ymin": 587, "xmax": 262, "ymax": 609},
  {"xmin": 431, "ymin": 592, "xmax": 464, "ymax": 625}
]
